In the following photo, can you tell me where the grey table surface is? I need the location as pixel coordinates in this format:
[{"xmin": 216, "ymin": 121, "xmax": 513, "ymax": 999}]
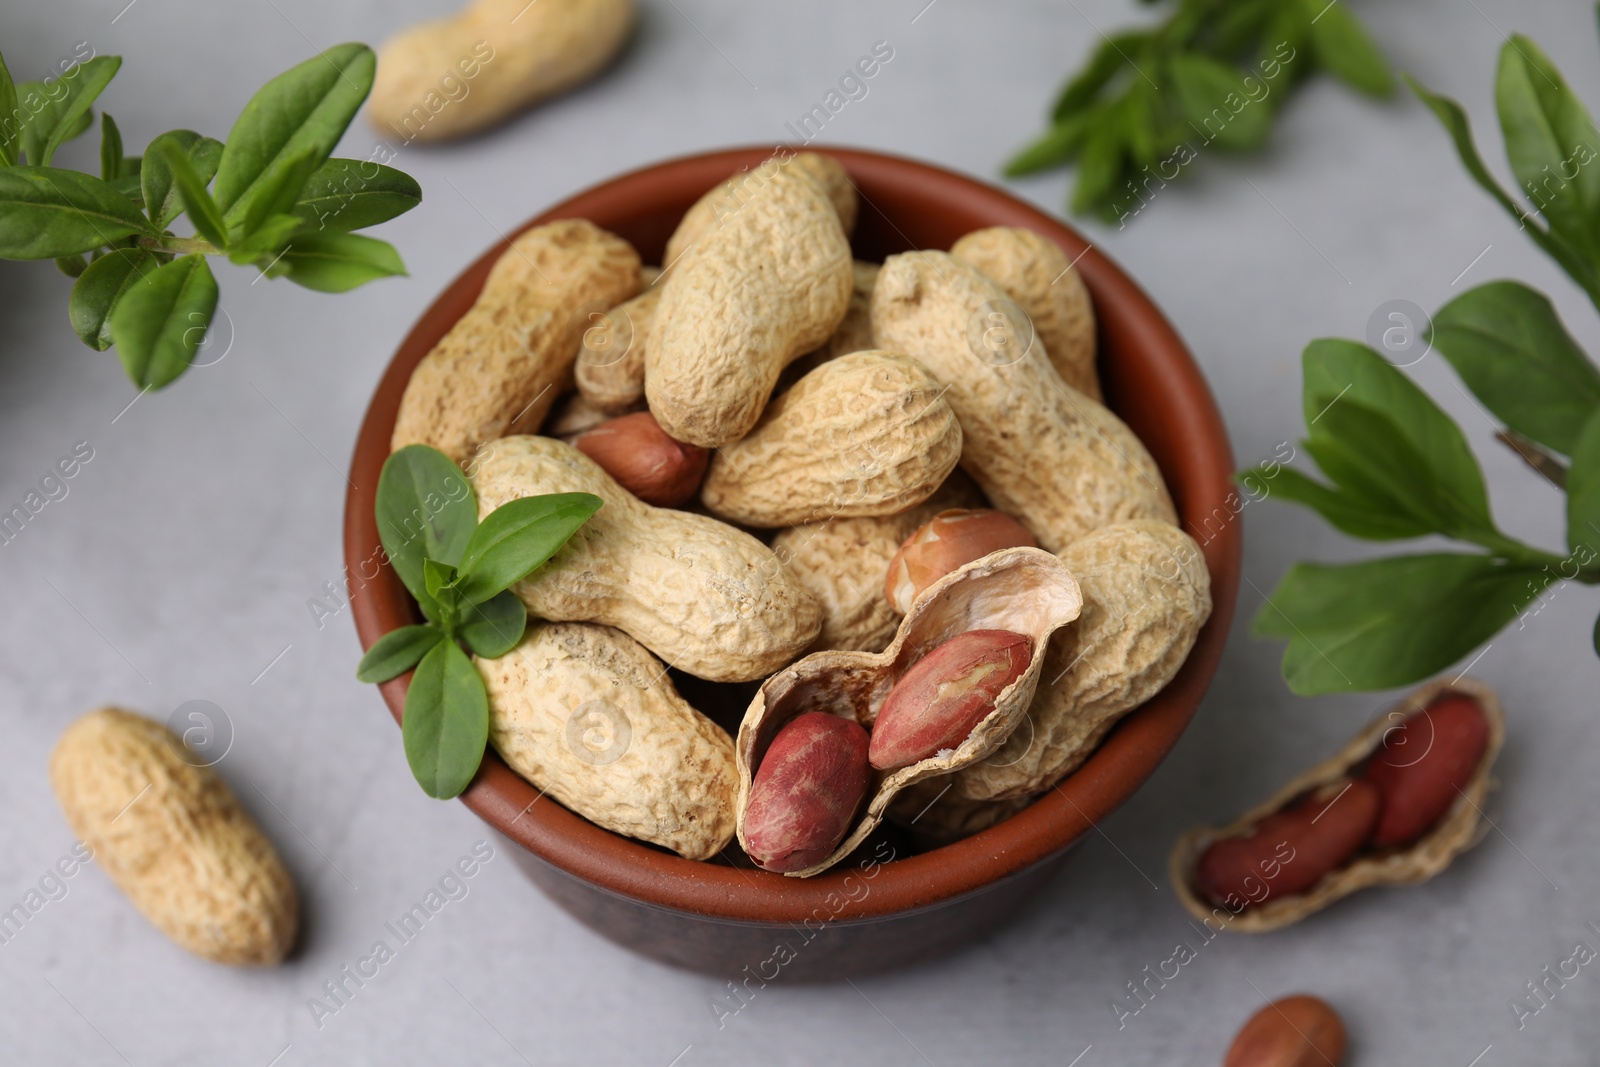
[{"xmin": 3, "ymin": 1, "xmax": 1598, "ymax": 1063}]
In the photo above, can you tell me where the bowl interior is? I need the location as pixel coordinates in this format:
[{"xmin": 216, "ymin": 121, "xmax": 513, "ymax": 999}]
[{"xmin": 344, "ymin": 146, "xmax": 1240, "ymax": 924}]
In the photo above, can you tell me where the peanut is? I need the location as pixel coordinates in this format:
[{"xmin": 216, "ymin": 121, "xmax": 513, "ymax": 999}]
[
  {"xmin": 700, "ymin": 350, "xmax": 963, "ymax": 527},
  {"xmin": 951, "ymin": 226, "xmax": 1100, "ymax": 401},
  {"xmin": 884, "ymin": 508, "xmax": 1037, "ymax": 614},
  {"xmin": 543, "ymin": 390, "xmax": 631, "ymax": 439},
  {"xmin": 1224, "ymin": 995, "xmax": 1347, "ymax": 1067},
  {"xmin": 871, "ymin": 251, "xmax": 1174, "ymax": 552},
  {"xmin": 480, "ymin": 621, "xmax": 737, "ymax": 859},
  {"xmin": 772, "ymin": 472, "xmax": 985, "ymax": 654},
  {"xmin": 781, "ymin": 260, "xmax": 881, "ymax": 388},
  {"xmin": 952, "ymin": 520, "xmax": 1211, "ymax": 801},
  {"xmin": 869, "ymin": 629, "xmax": 1033, "ymax": 770},
  {"xmin": 1364, "ymin": 693, "xmax": 1490, "ymax": 848},
  {"xmin": 664, "ymin": 152, "xmax": 858, "ymax": 270},
  {"xmin": 49, "ymin": 708, "xmax": 298, "ymax": 965},
  {"xmin": 647, "ymin": 156, "xmax": 853, "ymax": 447},
  {"xmin": 471, "ymin": 435, "xmax": 820, "ymax": 682},
  {"xmin": 743, "ymin": 712, "xmax": 871, "ymax": 872},
  {"xmin": 573, "ymin": 410, "xmax": 708, "ymax": 507},
  {"xmin": 369, "ymin": 0, "xmax": 635, "ymax": 142},
  {"xmin": 1195, "ymin": 779, "xmax": 1380, "ymax": 908},
  {"xmin": 393, "ymin": 219, "xmax": 640, "ymax": 465},
  {"xmin": 574, "ymin": 281, "xmax": 662, "ymax": 415}
]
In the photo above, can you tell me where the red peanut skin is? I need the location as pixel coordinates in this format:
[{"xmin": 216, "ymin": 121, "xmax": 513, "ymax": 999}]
[
  {"xmin": 867, "ymin": 629, "xmax": 1032, "ymax": 771},
  {"xmin": 1195, "ymin": 779, "xmax": 1380, "ymax": 908},
  {"xmin": 883, "ymin": 509, "xmax": 1037, "ymax": 613},
  {"xmin": 1224, "ymin": 994, "xmax": 1347, "ymax": 1067},
  {"xmin": 573, "ymin": 411, "xmax": 709, "ymax": 507},
  {"xmin": 1363, "ymin": 692, "xmax": 1489, "ymax": 849},
  {"xmin": 745, "ymin": 712, "xmax": 871, "ymax": 873}
]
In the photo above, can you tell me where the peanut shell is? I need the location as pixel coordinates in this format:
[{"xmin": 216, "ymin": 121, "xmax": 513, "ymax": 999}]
[
  {"xmin": 49, "ymin": 708, "xmax": 298, "ymax": 966},
  {"xmin": 700, "ymin": 350, "xmax": 963, "ymax": 528},
  {"xmin": 574, "ymin": 283, "xmax": 662, "ymax": 415},
  {"xmin": 480, "ymin": 622, "xmax": 737, "ymax": 860},
  {"xmin": 885, "ymin": 778, "xmax": 1032, "ymax": 845},
  {"xmin": 664, "ymin": 152, "xmax": 858, "ymax": 269},
  {"xmin": 1169, "ymin": 677, "xmax": 1506, "ymax": 933},
  {"xmin": 952, "ymin": 520, "xmax": 1211, "ymax": 801},
  {"xmin": 393, "ymin": 219, "xmax": 641, "ymax": 464},
  {"xmin": 871, "ymin": 251, "xmax": 1174, "ymax": 552},
  {"xmin": 470, "ymin": 435, "xmax": 821, "ymax": 682},
  {"xmin": 735, "ymin": 547, "xmax": 1082, "ymax": 876}
]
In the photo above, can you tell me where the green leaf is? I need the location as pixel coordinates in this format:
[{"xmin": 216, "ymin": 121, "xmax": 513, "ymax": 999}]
[
  {"xmin": 55, "ymin": 254, "xmax": 87, "ymax": 277},
  {"xmin": 277, "ymin": 230, "xmax": 405, "ymax": 292},
  {"xmin": 109, "ymin": 254, "xmax": 219, "ymax": 389},
  {"xmin": 1255, "ymin": 553, "xmax": 1553, "ymax": 695},
  {"xmin": 402, "ymin": 639, "xmax": 489, "ymax": 799},
  {"xmin": 375, "ymin": 444, "xmax": 478, "ymax": 613},
  {"xmin": 18, "ymin": 56, "xmax": 120, "ymax": 167},
  {"xmin": 1071, "ymin": 124, "xmax": 1123, "ymax": 217},
  {"xmin": 455, "ymin": 493, "xmax": 603, "ymax": 604},
  {"xmin": 1241, "ymin": 464, "xmax": 1433, "ymax": 541},
  {"xmin": 1170, "ymin": 54, "xmax": 1271, "ymax": 152},
  {"xmin": 228, "ymin": 145, "xmax": 318, "ymax": 241},
  {"xmin": 99, "ymin": 113, "xmax": 123, "ymax": 181},
  {"xmin": 1004, "ymin": 114, "xmax": 1092, "ymax": 177},
  {"xmin": 70, "ymin": 247, "xmax": 156, "ymax": 350},
  {"xmin": 1306, "ymin": 0, "xmax": 1394, "ymax": 97},
  {"xmin": 356, "ymin": 624, "xmax": 443, "ymax": 684},
  {"xmin": 1301, "ymin": 340, "xmax": 1491, "ymax": 521},
  {"xmin": 0, "ymin": 166, "xmax": 152, "ymax": 259},
  {"xmin": 423, "ymin": 558, "xmax": 459, "ymax": 602},
  {"xmin": 0, "ymin": 53, "xmax": 18, "ymax": 167},
  {"xmin": 213, "ymin": 43, "xmax": 375, "ymax": 224},
  {"xmin": 1052, "ymin": 32, "xmax": 1148, "ymax": 120},
  {"xmin": 228, "ymin": 213, "xmax": 304, "ymax": 265},
  {"xmin": 290, "ymin": 158, "xmax": 421, "ymax": 231},
  {"xmin": 1566, "ymin": 413, "xmax": 1600, "ymax": 556},
  {"xmin": 1408, "ymin": 75, "xmax": 1600, "ymax": 306},
  {"xmin": 157, "ymin": 142, "xmax": 228, "ymax": 250},
  {"xmin": 1496, "ymin": 36, "xmax": 1600, "ymax": 251},
  {"xmin": 1430, "ymin": 280, "xmax": 1600, "ymax": 455},
  {"xmin": 141, "ymin": 131, "xmax": 224, "ymax": 228},
  {"xmin": 459, "ymin": 590, "xmax": 528, "ymax": 659}
]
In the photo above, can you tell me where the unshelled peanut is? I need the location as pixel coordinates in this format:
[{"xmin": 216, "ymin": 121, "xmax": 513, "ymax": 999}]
[{"xmin": 664, "ymin": 152, "xmax": 858, "ymax": 269}]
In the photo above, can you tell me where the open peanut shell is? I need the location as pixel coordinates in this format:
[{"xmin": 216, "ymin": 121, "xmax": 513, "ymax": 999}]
[
  {"xmin": 735, "ymin": 546, "xmax": 1082, "ymax": 877},
  {"xmin": 1170, "ymin": 676, "xmax": 1505, "ymax": 933}
]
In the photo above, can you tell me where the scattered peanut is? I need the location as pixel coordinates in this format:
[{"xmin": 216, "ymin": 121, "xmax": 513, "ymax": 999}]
[
  {"xmin": 869, "ymin": 629, "xmax": 1032, "ymax": 770},
  {"xmin": 700, "ymin": 350, "xmax": 963, "ymax": 527},
  {"xmin": 743, "ymin": 712, "xmax": 871, "ymax": 872},
  {"xmin": 470, "ymin": 435, "xmax": 820, "ymax": 682},
  {"xmin": 951, "ymin": 226, "xmax": 1100, "ymax": 401},
  {"xmin": 573, "ymin": 410, "xmax": 707, "ymax": 507},
  {"xmin": 884, "ymin": 508, "xmax": 1037, "ymax": 614},
  {"xmin": 50, "ymin": 708, "xmax": 298, "ymax": 966},
  {"xmin": 369, "ymin": 0, "xmax": 636, "ymax": 142},
  {"xmin": 1224, "ymin": 995, "xmax": 1347, "ymax": 1067},
  {"xmin": 871, "ymin": 251, "xmax": 1174, "ymax": 552},
  {"xmin": 393, "ymin": 219, "xmax": 640, "ymax": 465},
  {"xmin": 647, "ymin": 156, "xmax": 853, "ymax": 447}
]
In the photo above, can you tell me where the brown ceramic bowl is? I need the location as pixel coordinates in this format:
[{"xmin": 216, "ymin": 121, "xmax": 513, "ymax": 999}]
[{"xmin": 345, "ymin": 146, "xmax": 1240, "ymax": 979}]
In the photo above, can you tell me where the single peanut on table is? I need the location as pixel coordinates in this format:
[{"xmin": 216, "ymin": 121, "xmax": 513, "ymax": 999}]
[{"xmin": 1224, "ymin": 995, "xmax": 1346, "ymax": 1067}]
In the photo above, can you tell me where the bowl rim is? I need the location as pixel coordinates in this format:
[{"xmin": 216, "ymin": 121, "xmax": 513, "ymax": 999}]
[{"xmin": 344, "ymin": 144, "xmax": 1241, "ymax": 925}]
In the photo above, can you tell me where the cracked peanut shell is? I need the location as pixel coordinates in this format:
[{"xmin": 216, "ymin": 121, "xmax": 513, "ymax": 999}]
[
  {"xmin": 701, "ymin": 350, "xmax": 963, "ymax": 528},
  {"xmin": 735, "ymin": 547, "xmax": 1082, "ymax": 876},
  {"xmin": 470, "ymin": 434, "xmax": 821, "ymax": 682},
  {"xmin": 50, "ymin": 708, "xmax": 298, "ymax": 966},
  {"xmin": 1170, "ymin": 676, "xmax": 1506, "ymax": 933},
  {"xmin": 480, "ymin": 621, "xmax": 737, "ymax": 860}
]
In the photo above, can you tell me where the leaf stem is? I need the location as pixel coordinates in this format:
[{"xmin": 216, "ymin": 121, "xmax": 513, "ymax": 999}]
[
  {"xmin": 133, "ymin": 235, "xmax": 220, "ymax": 256},
  {"xmin": 1495, "ymin": 429, "xmax": 1569, "ymax": 490}
]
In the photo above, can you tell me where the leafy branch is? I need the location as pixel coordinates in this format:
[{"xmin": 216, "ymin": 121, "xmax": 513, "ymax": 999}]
[
  {"xmin": 0, "ymin": 44, "xmax": 419, "ymax": 390},
  {"xmin": 1005, "ymin": 0, "xmax": 1393, "ymax": 221},
  {"xmin": 1251, "ymin": 26, "xmax": 1600, "ymax": 695},
  {"xmin": 358, "ymin": 445, "xmax": 601, "ymax": 799}
]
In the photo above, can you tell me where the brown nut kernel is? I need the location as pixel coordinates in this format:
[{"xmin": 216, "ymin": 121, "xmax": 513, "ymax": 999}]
[
  {"xmin": 884, "ymin": 508, "xmax": 1037, "ymax": 614},
  {"xmin": 868, "ymin": 629, "xmax": 1033, "ymax": 771},
  {"xmin": 572, "ymin": 410, "xmax": 708, "ymax": 507},
  {"xmin": 744, "ymin": 712, "xmax": 871, "ymax": 872},
  {"xmin": 1363, "ymin": 692, "xmax": 1490, "ymax": 849},
  {"xmin": 1195, "ymin": 778, "xmax": 1379, "ymax": 908},
  {"xmin": 1224, "ymin": 994, "xmax": 1347, "ymax": 1067}
]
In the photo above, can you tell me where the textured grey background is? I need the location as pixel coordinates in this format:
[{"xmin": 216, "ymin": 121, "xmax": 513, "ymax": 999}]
[{"xmin": 2, "ymin": 1, "xmax": 1597, "ymax": 1064}]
